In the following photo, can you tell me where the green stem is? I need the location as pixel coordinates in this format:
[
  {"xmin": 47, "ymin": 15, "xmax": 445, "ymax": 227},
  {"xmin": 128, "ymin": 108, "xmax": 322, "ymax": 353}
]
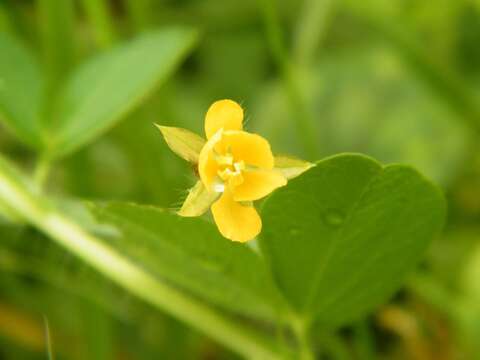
[
  {"xmin": 352, "ymin": 320, "xmax": 376, "ymax": 360},
  {"xmin": 37, "ymin": 0, "xmax": 76, "ymax": 134},
  {"xmin": 319, "ymin": 333, "xmax": 350, "ymax": 360},
  {"xmin": 291, "ymin": 316, "xmax": 315, "ymax": 360},
  {"xmin": 0, "ymin": 155, "xmax": 282, "ymax": 360},
  {"xmin": 125, "ymin": 0, "xmax": 153, "ymax": 31},
  {"xmin": 81, "ymin": 0, "xmax": 116, "ymax": 48},
  {"xmin": 33, "ymin": 155, "xmax": 51, "ymax": 190},
  {"xmin": 293, "ymin": 0, "xmax": 336, "ymax": 67},
  {"xmin": 43, "ymin": 316, "xmax": 55, "ymax": 360},
  {"xmin": 257, "ymin": 0, "xmax": 319, "ymax": 158},
  {"xmin": 37, "ymin": 0, "xmax": 75, "ymax": 94},
  {"xmin": 0, "ymin": 3, "xmax": 11, "ymax": 32}
]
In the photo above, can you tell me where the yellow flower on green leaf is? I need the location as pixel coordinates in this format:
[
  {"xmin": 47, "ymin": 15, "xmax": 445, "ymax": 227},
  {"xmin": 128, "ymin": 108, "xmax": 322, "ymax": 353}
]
[{"xmin": 157, "ymin": 99, "xmax": 313, "ymax": 242}]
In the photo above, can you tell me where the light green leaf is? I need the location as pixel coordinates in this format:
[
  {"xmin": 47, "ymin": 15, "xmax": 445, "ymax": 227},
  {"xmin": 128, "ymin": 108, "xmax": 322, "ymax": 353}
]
[
  {"xmin": 156, "ymin": 125, "xmax": 206, "ymax": 163},
  {"xmin": 51, "ymin": 27, "xmax": 197, "ymax": 157},
  {"xmin": 92, "ymin": 203, "xmax": 284, "ymax": 320},
  {"xmin": 178, "ymin": 181, "xmax": 219, "ymax": 217},
  {"xmin": 274, "ymin": 155, "xmax": 315, "ymax": 180},
  {"xmin": 0, "ymin": 33, "xmax": 44, "ymax": 148},
  {"xmin": 260, "ymin": 153, "xmax": 446, "ymax": 327}
]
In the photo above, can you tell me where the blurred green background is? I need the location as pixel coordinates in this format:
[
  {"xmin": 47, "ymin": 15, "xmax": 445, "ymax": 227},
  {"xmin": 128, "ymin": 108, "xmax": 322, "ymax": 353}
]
[{"xmin": 1, "ymin": 0, "xmax": 480, "ymax": 359}]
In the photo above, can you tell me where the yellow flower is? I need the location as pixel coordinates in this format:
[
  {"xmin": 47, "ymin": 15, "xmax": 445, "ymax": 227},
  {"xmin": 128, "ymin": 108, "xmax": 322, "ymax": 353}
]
[{"xmin": 157, "ymin": 99, "xmax": 313, "ymax": 242}]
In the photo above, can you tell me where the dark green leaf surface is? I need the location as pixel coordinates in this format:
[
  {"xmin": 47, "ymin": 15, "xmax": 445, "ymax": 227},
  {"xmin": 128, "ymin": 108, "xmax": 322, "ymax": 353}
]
[
  {"xmin": 91, "ymin": 203, "xmax": 283, "ymax": 320},
  {"xmin": 51, "ymin": 27, "xmax": 197, "ymax": 157},
  {"xmin": 0, "ymin": 33, "xmax": 44, "ymax": 148},
  {"xmin": 260, "ymin": 153, "xmax": 446, "ymax": 327}
]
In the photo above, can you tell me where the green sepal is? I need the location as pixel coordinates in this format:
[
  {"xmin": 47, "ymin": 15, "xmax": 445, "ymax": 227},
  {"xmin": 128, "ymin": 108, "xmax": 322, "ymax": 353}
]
[
  {"xmin": 157, "ymin": 125, "xmax": 206, "ymax": 164},
  {"xmin": 178, "ymin": 181, "xmax": 219, "ymax": 217},
  {"xmin": 274, "ymin": 155, "xmax": 315, "ymax": 180}
]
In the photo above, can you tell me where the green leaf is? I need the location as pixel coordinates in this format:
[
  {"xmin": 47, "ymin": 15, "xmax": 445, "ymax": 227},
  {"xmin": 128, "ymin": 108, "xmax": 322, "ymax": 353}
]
[
  {"xmin": 156, "ymin": 125, "xmax": 206, "ymax": 163},
  {"xmin": 51, "ymin": 27, "xmax": 197, "ymax": 157},
  {"xmin": 259, "ymin": 153, "xmax": 446, "ymax": 327},
  {"xmin": 91, "ymin": 203, "xmax": 283, "ymax": 320},
  {"xmin": 0, "ymin": 33, "xmax": 44, "ymax": 148}
]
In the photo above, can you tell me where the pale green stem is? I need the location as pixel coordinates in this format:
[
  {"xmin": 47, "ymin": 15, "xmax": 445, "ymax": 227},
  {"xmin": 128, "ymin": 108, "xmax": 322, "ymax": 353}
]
[
  {"xmin": 125, "ymin": 0, "xmax": 153, "ymax": 31},
  {"xmin": 0, "ymin": 157, "xmax": 282, "ymax": 360},
  {"xmin": 257, "ymin": 0, "xmax": 319, "ymax": 158},
  {"xmin": 43, "ymin": 316, "xmax": 55, "ymax": 360},
  {"xmin": 352, "ymin": 320, "xmax": 376, "ymax": 360},
  {"xmin": 33, "ymin": 155, "xmax": 51, "ymax": 190},
  {"xmin": 81, "ymin": 0, "xmax": 116, "ymax": 48},
  {"xmin": 408, "ymin": 272, "xmax": 480, "ymax": 355},
  {"xmin": 0, "ymin": 199, "xmax": 23, "ymax": 223},
  {"xmin": 37, "ymin": 0, "xmax": 75, "ymax": 93},
  {"xmin": 319, "ymin": 333, "xmax": 350, "ymax": 360},
  {"xmin": 0, "ymin": 3, "xmax": 11, "ymax": 32},
  {"xmin": 291, "ymin": 316, "xmax": 315, "ymax": 360},
  {"xmin": 293, "ymin": 0, "xmax": 336, "ymax": 67}
]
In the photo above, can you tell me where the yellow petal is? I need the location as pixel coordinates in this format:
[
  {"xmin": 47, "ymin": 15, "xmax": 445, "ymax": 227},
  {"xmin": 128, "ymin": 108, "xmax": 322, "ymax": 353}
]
[
  {"xmin": 198, "ymin": 129, "xmax": 223, "ymax": 190},
  {"xmin": 205, "ymin": 99, "xmax": 243, "ymax": 139},
  {"xmin": 217, "ymin": 131, "xmax": 274, "ymax": 169},
  {"xmin": 211, "ymin": 190, "xmax": 261, "ymax": 242},
  {"xmin": 177, "ymin": 181, "xmax": 219, "ymax": 217},
  {"xmin": 233, "ymin": 170, "xmax": 287, "ymax": 202}
]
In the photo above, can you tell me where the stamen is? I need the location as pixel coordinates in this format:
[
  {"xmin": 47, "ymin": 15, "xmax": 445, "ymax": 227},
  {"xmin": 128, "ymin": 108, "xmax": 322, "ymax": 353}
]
[
  {"xmin": 218, "ymin": 168, "xmax": 233, "ymax": 181},
  {"xmin": 213, "ymin": 183, "xmax": 225, "ymax": 193},
  {"xmin": 216, "ymin": 154, "xmax": 234, "ymax": 166},
  {"xmin": 234, "ymin": 160, "xmax": 245, "ymax": 172}
]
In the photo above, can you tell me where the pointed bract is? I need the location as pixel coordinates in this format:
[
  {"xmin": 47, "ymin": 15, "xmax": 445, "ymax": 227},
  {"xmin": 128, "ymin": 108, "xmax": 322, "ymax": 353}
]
[
  {"xmin": 178, "ymin": 181, "xmax": 219, "ymax": 217},
  {"xmin": 156, "ymin": 124, "xmax": 205, "ymax": 163},
  {"xmin": 274, "ymin": 155, "xmax": 315, "ymax": 180}
]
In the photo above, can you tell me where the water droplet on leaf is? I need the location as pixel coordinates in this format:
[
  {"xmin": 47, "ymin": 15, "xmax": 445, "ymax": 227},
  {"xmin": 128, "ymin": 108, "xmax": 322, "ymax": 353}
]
[
  {"xmin": 323, "ymin": 209, "xmax": 345, "ymax": 227},
  {"xmin": 289, "ymin": 228, "xmax": 300, "ymax": 236}
]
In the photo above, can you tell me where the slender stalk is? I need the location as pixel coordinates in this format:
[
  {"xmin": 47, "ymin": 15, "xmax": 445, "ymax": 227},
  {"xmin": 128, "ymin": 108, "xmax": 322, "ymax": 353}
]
[
  {"xmin": 43, "ymin": 316, "xmax": 55, "ymax": 360},
  {"xmin": 125, "ymin": 0, "xmax": 153, "ymax": 31},
  {"xmin": 319, "ymin": 333, "xmax": 350, "ymax": 360},
  {"xmin": 462, "ymin": 242, "xmax": 480, "ymax": 301},
  {"xmin": 37, "ymin": 0, "xmax": 75, "ymax": 95},
  {"xmin": 290, "ymin": 316, "xmax": 315, "ymax": 360},
  {"xmin": 81, "ymin": 0, "xmax": 116, "ymax": 48},
  {"xmin": 352, "ymin": 320, "xmax": 376, "ymax": 360},
  {"xmin": 33, "ymin": 155, "xmax": 51, "ymax": 190},
  {"xmin": 0, "ymin": 199, "xmax": 22, "ymax": 223},
  {"xmin": 37, "ymin": 0, "xmax": 76, "ymax": 136},
  {"xmin": 0, "ymin": 3, "xmax": 11, "ymax": 32},
  {"xmin": 293, "ymin": 0, "xmax": 336, "ymax": 67},
  {"xmin": 0, "ymin": 156, "xmax": 283, "ymax": 360},
  {"xmin": 257, "ymin": 0, "xmax": 319, "ymax": 158}
]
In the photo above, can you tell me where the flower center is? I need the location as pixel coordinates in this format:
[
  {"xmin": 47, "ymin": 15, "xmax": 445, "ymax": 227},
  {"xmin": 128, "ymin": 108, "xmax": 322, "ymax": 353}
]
[{"xmin": 214, "ymin": 153, "xmax": 245, "ymax": 192}]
